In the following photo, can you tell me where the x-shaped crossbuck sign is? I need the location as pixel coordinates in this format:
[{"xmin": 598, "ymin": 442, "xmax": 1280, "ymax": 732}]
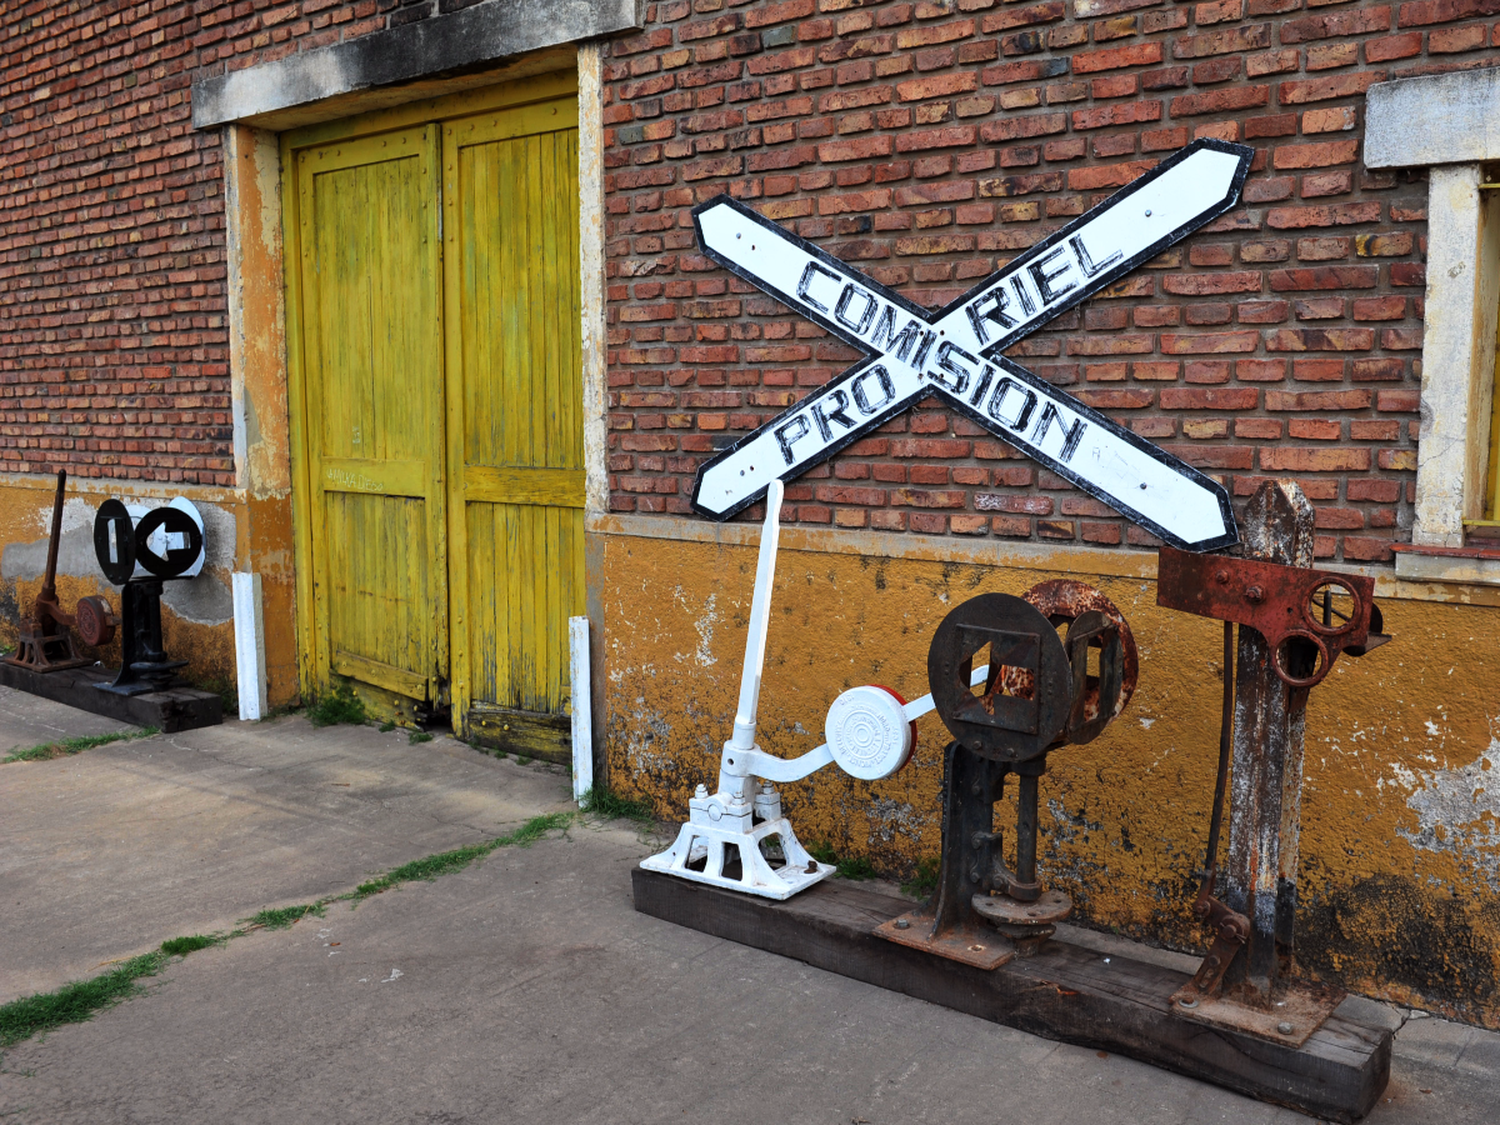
[{"xmin": 688, "ymin": 139, "xmax": 1253, "ymax": 552}]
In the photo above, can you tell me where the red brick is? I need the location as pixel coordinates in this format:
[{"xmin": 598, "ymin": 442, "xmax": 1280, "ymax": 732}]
[
  {"xmin": 1273, "ymin": 140, "xmax": 1361, "ymax": 169},
  {"xmin": 1072, "ymin": 101, "xmax": 1163, "ymax": 129},
  {"xmin": 1280, "ymin": 6, "xmax": 1393, "ymax": 42},
  {"xmin": 1266, "ymin": 203, "xmax": 1383, "ymax": 229},
  {"xmin": 982, "ymin": 3, "xmax": 1067, "ymax": 32},
  {"xmin": 1169, "ymin": 85, "xmax": 1270, "ymax": 116},
  {"xmin": 1260, "ymin": 448, "xmax": 1372, "ymax": 471},
  {"xmin": 1160, "ymin": 387, "xmax": 1259, "ymax": 410},
  {"xmin": 979, "ymin": 112, "xmax": 1069, "ymax": 141},
  {"xmin": 1163, "ymin": 271, "xmax": 1263, "ymax": 296},
  {"xmin": 1072, "ymin": 41, "xmax": 1164, "ymax": 72},
  {"xmin": 1172, "ymin": 24, "xmax": 1272, "ymax": 58},
  {"xmin": 1270, "ymin": 266, "xmax": 1380, "ymax": 290},
  {"xmin": 1159, "ymin": 332, "xmax": 1260, "ymax": 354},
  {"xmin": 1279, "ymin": 72, "xmax": 1385, "ymax": 104}
]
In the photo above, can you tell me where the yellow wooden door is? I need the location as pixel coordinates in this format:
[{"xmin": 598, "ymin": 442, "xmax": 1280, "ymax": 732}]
[
  {"xmin": 443, "ymin": 97, "xmax": 584, "ymax": 752},
  {"xmin": 290, "ymin": 126, "xmax": 448, "ymax": 711}
]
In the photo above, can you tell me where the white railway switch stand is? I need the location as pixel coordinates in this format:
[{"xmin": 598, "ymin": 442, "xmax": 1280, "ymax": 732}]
[{"xmin": 641, "ymin": 480, "xmax": 923, "ymax": 899}]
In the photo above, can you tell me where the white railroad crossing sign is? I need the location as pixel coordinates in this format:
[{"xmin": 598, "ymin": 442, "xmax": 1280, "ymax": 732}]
[{"xmin": 690, "ymin": 139, "xmax": 1253, "ymax": 552}]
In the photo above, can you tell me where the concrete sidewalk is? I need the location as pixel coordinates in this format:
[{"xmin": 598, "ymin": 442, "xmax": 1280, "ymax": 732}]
[{"xmin": 0, "ymin": 686, "xmax": 1495, "ymax": 1124}]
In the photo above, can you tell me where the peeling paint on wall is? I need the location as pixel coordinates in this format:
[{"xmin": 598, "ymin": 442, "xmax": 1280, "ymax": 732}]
[{"xmin": 1393, "ymin": 739, "xmax": 1500, "ymax": 888}]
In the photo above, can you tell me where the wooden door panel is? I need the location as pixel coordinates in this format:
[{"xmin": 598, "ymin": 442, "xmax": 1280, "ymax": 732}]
[
  {"xmin": 444, "ymin": 100, "xmax": 583, "ymax": 728},
  {"xmin": 293, "ymin": 127, "xmax": 447, "ymax": 707}
]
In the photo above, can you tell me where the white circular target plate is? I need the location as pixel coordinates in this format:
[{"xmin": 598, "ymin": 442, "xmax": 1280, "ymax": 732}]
[{"xmin": 826, "ymin": 686, "xmax": 913, "ymax": 781}]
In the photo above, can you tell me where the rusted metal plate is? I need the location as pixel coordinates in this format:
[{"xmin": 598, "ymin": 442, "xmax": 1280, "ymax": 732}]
[
  {"xmin": 927, "ymin": 593, "xmax": 1071, "ymax": 762},
  {"xmin": 971, "ymin": 888, "xmax": 1073, "ymax": 927},
  {"xmin": 874, "ymin": 909, "xmax": 1016, "ymax": 970},
  {"xmin": 1156, "ymin": 545, "xmax": 1386, "ymax": 687},
  {"xmin": 1169, "ymin": 978, "xmax": 1347, "ymax": 1049}
]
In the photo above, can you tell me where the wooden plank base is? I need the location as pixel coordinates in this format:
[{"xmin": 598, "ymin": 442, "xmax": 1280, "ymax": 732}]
[
  {"xmin": 0, "ymin": 661, "xmax": 223, "ymax": 733},
  {"xmin": 633, "ymin": 868, "xmax": 1390, "ymax": 1123}
]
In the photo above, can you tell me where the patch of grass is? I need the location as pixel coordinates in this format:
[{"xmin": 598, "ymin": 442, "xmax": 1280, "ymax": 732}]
[
  {"xmin": 349, "ymin": 811, "xmax": 572, "ymax": 900},
  {"xmin": 808, "ymin": 840, "xmax": 878, "ymax": 881},
  {"xmin": 379, "ymin": 720, "xmax": 396, "ymax": 733},
  {"xmin": 579, "ymin": 783, "xmax": 654, "ymax": 823},
  {"xmin": 408, "ymin": 730, "xmax": 433, "ymax": 744},
  {"xmin": 306, "ymin": 681, "xmax": 367, "ymax": 728},
  {"xmin": 3, "ymin": 726, "xmax": 160, "ymax": 764},
  {"xmin": 901, "ymin": 856, "xmax": 941, "ymax": 899},
  {"xmin": 0, "ymin": 952, "xmax": 166, "ymax": 1048},
  {"xmin": 159, "ymin": 934, "xmax": 219, "ymax": 956},
  {"xmin": 246, "ymin": 903, "xmax": 324, "ymax": 930}
]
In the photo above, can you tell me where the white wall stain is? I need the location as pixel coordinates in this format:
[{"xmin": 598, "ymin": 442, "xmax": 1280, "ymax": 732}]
[{"xmin": 1391, "ymin": 738, "xmax": 1500, "ymax": 887}]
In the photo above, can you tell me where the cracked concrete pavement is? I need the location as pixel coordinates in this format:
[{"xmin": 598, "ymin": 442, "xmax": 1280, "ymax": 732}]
[{"xmin": 2, "ymin": 686, "xmax": 1498, "ymax": 1124}]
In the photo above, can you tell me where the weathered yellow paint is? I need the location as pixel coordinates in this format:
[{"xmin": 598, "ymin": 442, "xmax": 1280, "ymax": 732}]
[
  {"xmin": 443, "ymin": 97, "xmax": 584, "ymax": 725},
  {"xmin": 599, "ymin": 530, "xmax": 1500, "ymax": 1026},
  {"xmin": 1487, "ymin": 301, "xmax": 1500, "ymax": 520},
  {"xmin": 281, "ymin": 77, "xmax": 583, "ymax": 725},
  {"xmin": 225, "ymin": 126, "xmax": 299, "ymax": 708},
  {"xmin": 286, "ymin": 126, "xmax": 448, "ymax": 713}
]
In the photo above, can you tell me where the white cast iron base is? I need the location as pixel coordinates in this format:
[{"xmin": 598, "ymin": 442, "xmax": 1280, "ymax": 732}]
[{"xmin": 640, "ymin": 785, "xmax": 832, "ymax": 900}]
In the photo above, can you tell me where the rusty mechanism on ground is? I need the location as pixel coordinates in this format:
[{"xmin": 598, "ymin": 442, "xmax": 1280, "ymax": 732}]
[
  {"xmin": 1157, "ymin": 544, "xmax": 1389, "ymax": 1041},
  {"xmin": 3, "ymin": 471, "xmax": 119, "ymax": 674},
  {"xmin": 876, "ymin": 580, "xmax": 1137, "ymax": 970}
]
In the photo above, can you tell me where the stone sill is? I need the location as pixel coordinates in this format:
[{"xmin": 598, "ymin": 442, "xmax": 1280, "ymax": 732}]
[{"xmin": 1392, "ymin": 544, "xmax": 1500, "ymax": 587}]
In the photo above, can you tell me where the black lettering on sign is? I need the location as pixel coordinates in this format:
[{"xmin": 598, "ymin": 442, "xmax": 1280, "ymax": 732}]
[
  {"xmin": 968, "ymin": 363, "xmax": 996, "ymax": 408},
  {"xmin": 1069, "ymin": 232, "xmax": 1123, "ymax": 278},
  {"xmin": 811, "ymin": 388, "xmax": 859, "ymax": 440},
  {"xmin": 931, "ymin": 341, "xmax": 978, "ymax": 396},
  {"xmin": 834, "ymin": 285, "xmax": 878, "ymax": 335},
  {"xmin": 775, "ymin": 413, "xmax": 812, "ymax": 464},
  {"xmin": 1011, "ymin": 275, "xmax": 1037, "ymax": 317},
  {"xmin": 911, "ymin": 329, "xmax": 937, "ymax": 369},
  {"xmin": 1027, "ymin": 245, "xmax": 1078, "ymax": 306},
  {"xmin": 869, "ymin": 306, "xmax": 923, "ymax": 361},
  {"xmin": 852, "ymin": 365, "xmax": 896, "ymax": 414},
  {"xmin": 963, "ymin": 288, "xmax": 1017, "ymax": 346},
  {"xmin": 796, "ymin": 262, "xmax": 842, "ymax": 313},
  {"xmin": 1031, "ymin": 401, "xmax": 1087, "ymax": 462},
  {"xmin": 986, "ymin": 377, "xmax": 1038, "ymax": 433}
]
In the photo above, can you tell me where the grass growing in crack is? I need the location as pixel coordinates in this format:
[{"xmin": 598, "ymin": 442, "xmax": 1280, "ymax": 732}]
[
  {"xmin": 579, "ymin": 783, "xmax": 653, "ymax": 823},
  {"xmin": 350, "ymin": 811, "xmax": 572, "ymax": 900},
  {"xmin": 159, "ymin": 934, "xmax": 219, "ymax": 956},
  {"xmin": 0, "ymin": 952, "xmax": 165, "ymax": 1047},
  {"xmin": 305, "ymin": 681, "xmax": 367, "ymax": 728},
  {"xmin": 246, "ymin": 903, "xmax": 324, "ymax": 930},
  {"xmin": 901, "ymin": 856, "xmax": 941, "ymax": 899},
  {"xmin": 808, "ymin": 841, "xmax": 878, "ymax": 881},
  {"xmin": 3, "ymin": 726, "xmax": 160, "ymax": 764},
  {"xmin": 0, "ymin": 928, "xmax": 232, "ymax": 1047},
  {"xmin": 408, "ymin": 730, "xmax": 433, "ymax": 744}
]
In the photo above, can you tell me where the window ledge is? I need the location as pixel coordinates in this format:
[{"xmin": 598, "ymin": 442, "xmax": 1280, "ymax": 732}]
[{"xmin": 1392, "ymin": 543, "xmax": 1500, "ymax": 586}]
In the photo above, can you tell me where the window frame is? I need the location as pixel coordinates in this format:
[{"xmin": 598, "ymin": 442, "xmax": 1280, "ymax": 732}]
[{"xmin": 1367, "ymin": 70, "xmax": 1500, "ymax": 585}]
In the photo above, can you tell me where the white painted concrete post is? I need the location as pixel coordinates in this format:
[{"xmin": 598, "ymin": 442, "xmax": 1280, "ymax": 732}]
[
  {"xmin": 570, "ymin": 615, "xmax": 592, "ymax": 803},
  {"xmin": 232, "ymin": 572, "xmax": 267, "ymax": 722}
]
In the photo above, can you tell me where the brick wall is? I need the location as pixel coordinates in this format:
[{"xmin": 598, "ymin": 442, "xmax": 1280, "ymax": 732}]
[
  {"xmin": 0, "ymin": 0, "xmax": 488, "ymax": 485},
  {"xmin": 603, "ymin": 0, "xmax": 1500, "ymax": 563}
]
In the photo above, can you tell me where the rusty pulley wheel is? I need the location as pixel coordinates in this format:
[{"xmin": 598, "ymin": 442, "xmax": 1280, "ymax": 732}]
[
  {"xmin": 927, "ymin": 593, "xmax": 1072, "ymax": 764},
  {"xmin": 1014, "ymin": 580, "xmax": 1138, "ymax": 736},
  {"xmin": 75, "ymin": 595, "xmax": 117, "ymax": 647}
]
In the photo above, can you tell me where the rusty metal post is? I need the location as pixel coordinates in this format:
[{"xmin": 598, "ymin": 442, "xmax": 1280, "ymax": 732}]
[{"xmin": 1221, "ymin": 480, "xmax": 1314, "ymax": 999}]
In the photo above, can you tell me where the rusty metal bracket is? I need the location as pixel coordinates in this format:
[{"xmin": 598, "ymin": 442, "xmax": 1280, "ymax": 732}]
[
  {"xmin": 4, "ymin": 471, "xmax": 92, "ymax": 674},
  {"xmin": 1156, "ymin": 546, "xmax": 1388, "ymax": 688}
]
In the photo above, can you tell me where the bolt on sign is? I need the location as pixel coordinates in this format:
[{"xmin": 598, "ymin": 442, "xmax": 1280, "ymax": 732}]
[{"xmin": 689, "ymin": 139, "xmax": 1253, "ymax": 553}]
